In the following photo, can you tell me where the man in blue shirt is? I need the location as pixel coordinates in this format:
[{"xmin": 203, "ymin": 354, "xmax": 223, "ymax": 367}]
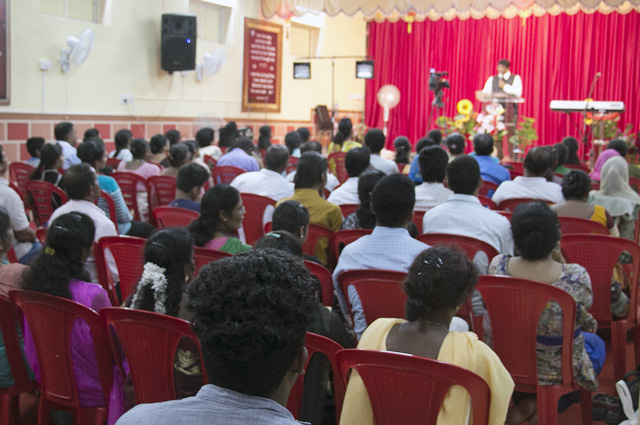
[
  {"xmin": 217, "ymin": 137, "xmax": 260, "ymax": 172},
  {"xmin": 169, "ymin": 163, "xmax": 210, "ymax": 213},
  {"xmin": 472, "ymin": 133, "xmax": 510, "ymax": 186}
]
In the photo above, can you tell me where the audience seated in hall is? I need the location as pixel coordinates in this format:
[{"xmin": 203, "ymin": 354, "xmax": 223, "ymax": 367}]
[
  {"xmin": 161, "ymin": 144, "xmax": 192, "ymax": 178},
  {"xmin": 25, "ymin": 136, "xmax": 45, "ymax": 168},
  {"xmin": 414, "ymin": 145, "xmax": 453, "ymax": 211},
  {"xmin": 77, "ymin": 139, "xmax": 153, "ymax": 238},
  {"xmin": 230, "ymin": 144, "xmax": 294, "ymax": 202},
  {"xmin": 49, "ymin": 163, "xmax": 119, "ymax": 282},
  {"xmin": 55, "ymin": 121, "xmax": 81, "ymax": 170},
  {"xmin": 116, "ymin": 249, "xmax": 319, "ymax": 425},
  {"xmin": 551, "ymin": 169, "xmax": 617, "ymax": 235},
  {"xmin": 195, "ymin": 127, "xmax": 222, "ymax": 162},
  {"xmin": 562, "ymin": 136, "xmax": 582, "ymax": 166},
  {"xmin": 364, "ymin": 128, "xmax": 398, "ymax": 175},
  {"xmin": 169, "ymin": 163, "xmax": 210, "ymax": 213},
  {"xmin": 216, "ymin": 137, "xmax": 260, "ymax": 172},
  {"xmin": 149, "ymin": 133, "xmax": 169, "ymax": 166},
  {"xmin": 257, "ymin": 125, "xmax": 272, "ymax": 150},
  {"xmin": 607, "ymin": 138, "xmax": 640, "ymax": 180},
  {"xmin": 340, "ymin": 246, "xmax": 515, "ymax": 425},
  {"xmin": 446, "ymin": 132, "xmax": 466, "ymax": 163},
  {"xmin": 117, "ymin": 138, "xmax": 161, "ymax": 222},
  {"xmin": 30, "ymin": 143, "xmax": 64, "ymax": 188},
  {"xmin": 589, "ymin": 148, "xmax": 619, "ymax": 182},
  {"xmin": 188, "ymin": 185, "xmax": 251, "ymax": 255},
  {"xmin": 473, "ymin": 133, "xmax": 510, "ymax": 185},
  {"xmin": 552, "ymin": 143, "xmax": 570, "ymax": 176},
  {"xmin": 271, "ymin": 200, "xmax": 322, "ymax": 264},
  {"xmin": 160, "ymin": 129, "xmax": 182, "ymax": 168},
  {"xmin": 491, "ymin": 146, "xmax": 564, "ymax": 205},
  {"xmin": 297, "ymin": 127, "xmax": 311, "ymax": 144},
  {"xmin": 328, "ymin": 147, "xmax": 371, "ymax": 206},
  {"xmin": 328, "ymin": 117, "xmax": 361, "ymax": 155},
  {"xmin": 286, "ymin": 141, "xmax": 340, "ymax": 192},
  {"xmin": 109, "ymin": 129, "xmax": 134, "ymax": 163},
  {"xmin": 285, "ymin": 131, "xmax": 302, "ymax": 158},
  {"xmin": 393, "ymin": 136, "xmax": 411, "ymax": 167},
  {"xmin": 22, "ymin": 212, "xmax": 125, "ymax": 423},
  {"xmin": 408, "ymin": 135, "xmax": 438, "ymax": 183}
]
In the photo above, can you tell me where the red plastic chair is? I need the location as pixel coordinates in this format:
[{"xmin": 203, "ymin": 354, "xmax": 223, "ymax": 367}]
[
  {"xmin": 498, "ymin": 211, "xmax": 512, "ymax": 221},
  {"xmin": 629, "ymin": 177, "xmax": 640, "ymax": 196},
  {"xmin": 240, "ymin": 193, "xmax": 276, "ymax": 246},
  {"xmin": 287, "ymin": 333, "xmax": 346, "ymax": 423},
  {"xmin": 501, "ymin": 161, "xmax": 523, "ymax": 173},
  {"xmin": 304, "ymin": 223, "xmax": 334, "ymax": 268},
  {"xmin": 286, "ymin": 156, "xmax": 299, "ymax": 174},
  {"xmin": 557, "ymin": 216, "xmax": 609, "ymax": 235},
  {"xmin": 330, "ymin": 229, "xmax": 372, "ymax": 265},
  {"xmin": 5, "ymin": 247, "xmax": 18, "ymax": 264},
  {"xmin": 328, "ymin": 152, "xmax": 348, "ymax": 184},
  {"xmin": 219, "ymin": 145, "xmax": 228, "ymax": 154},
  {"xmin": 561, "ymin": 234, "xmax": 640, "ymax": 381},
  {"xmin": 412, "ymin": 210, "xmax": 425, "ymax": 234},
  {"xmin": 100, "ymin": 308, "xmax": 207, "ymax": 405},
  {"xmin": 203, "ymin": 154, "xmax": 217, "ymax": 171},
  {"xmin": 98, "ymin": 189, "xmax": 118, "ymax": 231},
  {"xmin": 35, "ymin": 228, "xmax": 47, "ymax": 245},
  {"xmin": 337, "ymin": 270, "xmax": 407, "ymax": 326},
  {"xmin": 25, "ymin": 180, "xmax": 68, "ymax": 227},
  {"xmin": 497, "ymin": 197, "xmax": 549, "ymax": 212},
  {"xmin": 106, "ymin": 157, "xmax": 121, "ymax": 169},
  {"xmin": 0, "ymin": 295, "xmax": 38, "ymax": 425},
  {"xmin": 8, "ymin": 163, "xmax": 34, "ymax": 201},
  {"xmin": 565, "ymin": 163, "xmax": 590, "ymax": 172},
  {"xmin": 336, "ymin": 349, "xmax": 491, "ymax": 425},
  {"xmin": 153, "ymin": 206, "xmax": 199, "ymax": 229},
  {"xmin": 509, "ymin": 169, "xmax": 523, "ymax": 179},
  {"xmin": 93, "ymin": 236, "xmax": 146, "ymax": 305},
  {"xmin": 212, "ymin": 165, "xmax": 245, "ymax": 185},
  {"xmin": 304, "ymin": 260, "xmax": 335, "ymax": 307},
  {"xmin": 478, "ymin": 180, "xmax": 499, "ymax": 197},
  {"xmin": 633, "ymin": 325, "xmax": 640, "ymax": 367},
  {"xmin": 590, "ymin": 181, "xmax": 600, "ymax": 191},
  {"xmin": 8, "ymin": 181, "xmax": 28, "ymax": 207},
  {"xmin": 10, "ymin": 290, "xmax": 115, "ymax": 425},
  {"xmin": 396, "ymin": 162, "xmax": 407, "ymax": 173},
  {"xmin": 476, "ymin": 275, "xmax": 592, "ymax": 425},
  {"xmin": 338, "ymin": 204, "xmax": 359, "ymax": 219},
  {"xmin": 147, "ymin": 175, "xmax": 177, "ymax": 211},
  {"xmin": 111, "ymin": 172, "xmax": 150, "ymax": 222},
  {"xmin": 478, "ymin": 195, "xmax": 497, "ymax": 210},
  {"xmin": 193, "ymin": 246, "xmax": 232, "ymax": 277}
]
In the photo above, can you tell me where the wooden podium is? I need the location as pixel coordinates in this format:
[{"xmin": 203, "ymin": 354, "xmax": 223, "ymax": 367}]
[{"xmin": 475, "ymin": 91, "xmax": 525, "ymax": 160}]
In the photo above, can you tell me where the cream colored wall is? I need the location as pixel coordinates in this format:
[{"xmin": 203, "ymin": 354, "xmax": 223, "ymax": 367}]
[{"xmin": 1, "ymin": 0, "xmax": 366, "ymax": 121}]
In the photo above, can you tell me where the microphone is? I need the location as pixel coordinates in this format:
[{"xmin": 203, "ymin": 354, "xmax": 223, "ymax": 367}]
[
  {"xmin": 596, "ymin": 72, "xmax": 602, "ymax": 79},
  {"xmin": 587, "ymin": 72, "xmax": 601, "ymax": 101}
]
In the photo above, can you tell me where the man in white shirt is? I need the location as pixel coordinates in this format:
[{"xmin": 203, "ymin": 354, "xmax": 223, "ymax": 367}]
[
  {"xmin": 423, "ymin": 155, "xmax": 514, "ymax": 272},
  {"xmin": 492, "ymin": 147, "xmax": 564, "ymax": 206},
  {"xmin": 414, "ymin": 146, "xmax": 453, "ymax": 211},
  {"xmin": 363, "ymin": 128, "xmax": 398, "ymax": 175},
  {"xmin": 482, "ymin": 58, "xmax": 523, "ymax": 98},
  {"xmin": 231, "ymin": 145, "xmax": 294, "ymax": 202},
  {"xmin": 327, "ymin": 147, "xmax": 370, "ymax": 206},
  {"xmin": 49, "ymin": 163, "xmax": 118, "ymax": 282},
  {"xmin": 55, "ymin": 122, "xmax": 81, "ymax": 170},
  {"xmin": 196, "ymin": 127, "xmax": 222, "ymax": 162}
]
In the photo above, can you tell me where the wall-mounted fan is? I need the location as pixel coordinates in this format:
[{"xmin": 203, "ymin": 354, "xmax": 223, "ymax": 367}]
[
  {"xmin": 60, "ymin": 29, "xmax": 95, "ymax": 72},
  {"xmin": 196, "ymin": 49, "xmax": 227, "ymax": 82},
  {"xmin": 376, "ymin": 84, "xmax": 401, "ymax": 136}
]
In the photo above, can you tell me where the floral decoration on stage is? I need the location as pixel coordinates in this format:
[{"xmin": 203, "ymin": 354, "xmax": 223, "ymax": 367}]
[{"xmin": 474, "ymin": 103, "xmax": 507, "ymax": 140}]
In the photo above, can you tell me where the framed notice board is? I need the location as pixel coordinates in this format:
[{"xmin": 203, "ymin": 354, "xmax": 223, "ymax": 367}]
[{"xmin": 242, "ymin": 18, "xmax": 282, "ymax": 113}]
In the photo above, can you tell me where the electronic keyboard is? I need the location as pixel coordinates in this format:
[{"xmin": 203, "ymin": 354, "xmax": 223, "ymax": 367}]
[{"xmin": 550, "ymin": 100, "xmax": 625, "ymax": 113}]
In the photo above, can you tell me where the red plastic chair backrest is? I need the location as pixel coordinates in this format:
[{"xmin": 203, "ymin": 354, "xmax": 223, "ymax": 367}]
[
  {"xmin": 629, "ymin": 177, "xmax": 640, "ymax": 196},
  {"xmin": 561, "ymin": 234, "xmax": 640, "ymax": 325},
  {"xmin": 337, "ymin": 269, "xmax": 407, "ymax": 325},
  {"xmin": 193, "ymin": 246, "xmax": 232, "ymax": 277},
  {"xmin": 497, "ymin": 198, "xmax": 550, "ymax": 212},
  {"xmin": 203, "ymin": 155, "xmax": 217, "ymax": 171},
  {"xmin": 9, "ymin": 290, "xmax": 114, "ymax": 413},
  {"xmin": 501, "ymin": 161, "xmax": 523, "ymax": 173},
  {"xmin": 106, "ymin": 158, "xmax": 121, "ymax": 169},
  {"xmin": 509, "ymin": 169, "xmax": 523, "ymax": 179},
  {"xmin": 0, "ymin": 295, "xmax": 38, "ymax": 394},
  {"xmin": 478, "ymin": 180, "xmax": 499, "ymax": 197},
  {"xmin": 147, "ymin": 175, "xmax": 177, "ymax": 211},
  {"xmin": 287, "ymin": 333, "xmax": 346, "ymax": 422},
  {"xmin": 219, "ymin": 146, "xmax": 228, "ymax": 154},
  {"xmin": 498, "ymin": 211, "xmax": 512, "ymax": 221},
  {"xmin": 478, "ymin": 195, "xmax": 497, "ymax": 210},
  {"xmin": 564, "ymin": 163, "xmax": 590, "ymax": 172},
  {"xmin": 338, "ymin": 204, "xmax": 359, "ymax": 219},
  {"xmin": 304, "ymin": 260, "xmax": 334, "ymax": 307},
  {"xmin": 416, "ymin": 233, "xmax": 499, "ymax": 265},
  {"xmin": 476, "ymin": 275, "xmax": 576, "ymax": 390},
  {"xmin": 557, "ymin": 216, "xmax": 608, "ymax": 235},
  {"xmin": 35, "ymin": 228, "xmax": 47, "ymax": 245},
  {"xmin": 111, "ymin": 172, "xmax": 150, "ymax": 221},
  {"xmin": 99, "ymin": 308, "xmax": 207, "ymax": 404},
  {"xmin": 328, "ymin": 152, "xmax": 348, "ymax": 184},
  {"xmin": 98, "ymin": 190, "xmax": 118, "ymax": 231},
  {"xmin": 153, "ymin": 206, "xmax": 199, "ymax": 229},
  {"xmin": 8, "ymin": 181, "xmax": 28, "ymax": 206},
  {"xmin": 240, "ymin": 193, "xmax": 276, "ymax": 246},
  {"xmin": 304, "ymin": 223, "xmax": 334, "ymax": 266},
  {"xmin": 396, "ymin": 162, "xmax": 407, "ymax": 173},
  {"xmin": 336, "ymin": 349, "xmax": 490, "ymax": 425},
  {"xmin": 93, "ymin": 236, "xmax": 146, "ymax": 305},
  {"xmin": 590, "ymin": 181, "xmax": 600, "ymax": 191},
  {"xmin": 212, "ymin": 165, "xmax": 245, "ymax": 185},
  {"xmin": 25, "ymin": 180, "xmax": 68, "ymax": 227},
  {"xmin": 286, "ymin": 156, "xmax": 299, "ymax": 174},
  {"xmin": 8, "ymin": 162, "xmax": 34, "ymax": 187},
  {"xmin": 330, "ymin": 229, "xmax": 372, "ymax": 264},
  {"xmin": 412, "ymin": 210, "xmax": 425, "ymax": 234}
]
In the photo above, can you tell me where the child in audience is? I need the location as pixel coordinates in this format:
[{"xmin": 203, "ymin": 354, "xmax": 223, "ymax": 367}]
[
  {"xmin": 30, "ymin": 143, "xmax": 64, "ymax": 187},
  {"xmin": 117, "ymin": 138, "xmax": 160, "ymax": 222},
  {"xmin": 25, "ymin": 137, "xmax": 45, "ymax": 168},
  {"xmin": 169, "ymin": 163, "xmax": 209, "ymax": 213},
  {"xmin": 110, "ymin": 129, "xmax": 133, "ymax": 162}
]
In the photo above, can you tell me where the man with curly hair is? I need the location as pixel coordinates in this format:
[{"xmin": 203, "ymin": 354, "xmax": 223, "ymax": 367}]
[{"xmin": 116, "ymin": 249, "xmax": 320, "ymax": 424}]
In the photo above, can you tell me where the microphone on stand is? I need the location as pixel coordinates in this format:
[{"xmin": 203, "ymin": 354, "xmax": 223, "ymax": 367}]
[
  {"xmin": 587, "ymin": 72, "xmax": 601, "ymax": 101},
  {"xmin": 582, "ymin": 72, "xmax": 603, "ymax": 156}
]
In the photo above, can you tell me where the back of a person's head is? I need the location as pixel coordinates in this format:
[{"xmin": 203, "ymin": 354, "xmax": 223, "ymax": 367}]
[
  {"xmin": 404, "ymin": 246, "xmax": 478, "ymax": 321},
  {"xmin": 168, "ymin": 143, "xmax": 190, "ymax": 168},
  {"xmin": 131, "ymin": 228, "xmax": 194, "ymax": 318},
  {"xmin": 446, "ymin": 155, "xmax": 480, "ymax": 195},
  {"xmin": 0, "ymin": 206, "xmax": 11, "ymax": 250},
  {"xmin": 255, "ymin": 231, "xmax": 303, "ymax": 258},
  {"xmin": 511, "ymin": 201, "xmax": 560, "ymax": 260},
  {"xmin": 300, "ymin": 141, "xmax": 322, "ymax": 154},
  {"xmin": 265, "ymin": 144, "xmax": 289, "ymax": 172},
  {"xmin": 297, "ymin": 127, "xmax": 311, "ymax": 143},
  {"xmin": 272, "ymin": 201, "xmax": 309, "ymax": 235},
  {"xmin": 372, "ymin": 174, "xmax": 415, "ymax": 227},
  {"xmin": 177, "ymin": 163, "xmax": 210, "ymax": 193},
  {"xmin": 150, "ymin": 134, "xmax": 168, "ymax": 154},
  {"xmin": 607, "ymin": 139, "xmax": 628, "ymax": 158},
  {"xmin": 165, "ymin": 129, "xmax": 181, "ymax": 146},
  {"xmin": 333, "ymin": 118, "xmax": 353, "ymax": 145},
  {"xmin": 62, "ymin": 163, "xmax": 95, "ymax": 200},
  {"xmin": 22, "ymin": 212, "xmax": 95, "ymax": 299},
  {"xmin": 114, "ymin": 129, "xmax": 132, "ymax": 151},
  {"xmin": 54, "ymin": 122, "xmax": 74, "ymax": 141},
  {"xmin": 195, "ymin": 127, "xmax": 215, "ymax": 148},
  {"xmin": 187, "ymin": 249, "xmax": 319, "ymax": 397},
  {"xmin": 553, "ymin": 143, "xmax": 568, "ymax": 167},
  {"xmin": 33, "ymin": 143, "xmax": 62, "ymax": 175},
  {"xmin": 77, "ymin": 140, "xmax": 104, "ymax": 166},
  {"xmin": 416, "ymin": 137, "xmax": 437, "ymax": 154},
  {"xmin": 393, "ymin": 137, "xmax": 411, "ymax": 163},
  {"xmin": 284, "ymin": 131, "xmax": 302, "ymax": 155},
  {"xmin": 258, "ymin": 126, "xmax": 272, "ymax": 149},
  {"xmin": 562, "ymin": 136, "xmax": 579, "ymax": 159},
  {"xmin": 183, "ymin": 140, "xmax": 198, "ymax": 157},
  {"xmin": 473, "ymin": 133, "xmax": 494, "ymax": 156},
  {"xmin": 26, "ymin": 137, "xmax": 45, "ymax": 157},
  {"xmin": 83, "ymin": 128, "xmax": 99, "ymax": 142},
  {"xmin": 130, "ymin": 138, "xmax": 149, "ymax": 160},
  {"xmin": 188, "ymin": 185, "xmax": 240, "ymax": 246},
  {"xmin": 294, "ymin": 152, "xmax": 326, "ymax": 189},
  {"xmin": 345, "ymin": 147, "xmax": 371, "ymax": 178},
  {"xmin": 446, "ymin": 133, "xmax": 465, "ymax": 155},
  {"xmin": 356, "ymin": 170, "xmax": 385, "ymax": 229},
  {"xmin": 418, "ymin": 145, "xmax": 448, "ymax": 183},
  {"xmin": 561, "ymin": 169, "xmax": 591, "ymax": 200},
  {"xmin": 364, "ymin": 128, "xmax": 385, "ymax": 154},
  {"xmin": 233, "ymin": 136, "xmax": 255, "ymax": 153},
  {"xmin": 427, "ymin": 129, "xmax": 443, "ymax": 145},
  {"xmin": 523, "ymin": 147, "xmax": 553, "ymax": 177}
]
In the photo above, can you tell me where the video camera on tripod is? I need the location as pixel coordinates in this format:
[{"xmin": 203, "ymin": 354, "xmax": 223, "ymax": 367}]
[{"xmin": 429, "ymin": 69, "xmax": 450, "ymax": 108}]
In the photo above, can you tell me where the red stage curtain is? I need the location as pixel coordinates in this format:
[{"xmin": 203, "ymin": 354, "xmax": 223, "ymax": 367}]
[{"xmin": 365, "ymin": 12, "xmax": 640, "ymax": 157}]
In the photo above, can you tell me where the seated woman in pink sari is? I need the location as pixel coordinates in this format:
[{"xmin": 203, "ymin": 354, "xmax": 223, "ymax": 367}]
[
  {"xmin": 117, "ymin": 138, "xmax": 160, "ymax": 222},
  {"xmin": 589, "ymin": 148, "xmax": 620, "ymax": 182},
  {"xmin": 21, "ymin": 212, "xmax": 124, "ymax": 424}
]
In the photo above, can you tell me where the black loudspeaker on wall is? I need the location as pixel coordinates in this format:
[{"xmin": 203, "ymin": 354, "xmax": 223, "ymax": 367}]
[{"xmin": 161, "ymin": 14, "xmax": 197, "ymax": 73}]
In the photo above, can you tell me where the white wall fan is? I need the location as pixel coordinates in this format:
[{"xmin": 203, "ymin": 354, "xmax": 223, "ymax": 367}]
[
  {"xmin": 59, "ymin": 29, "xmax": 95, "ymax": 72},
  {"xmin": 196, "ymin": 49, "xmax": 227, "ymax": 82}
]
